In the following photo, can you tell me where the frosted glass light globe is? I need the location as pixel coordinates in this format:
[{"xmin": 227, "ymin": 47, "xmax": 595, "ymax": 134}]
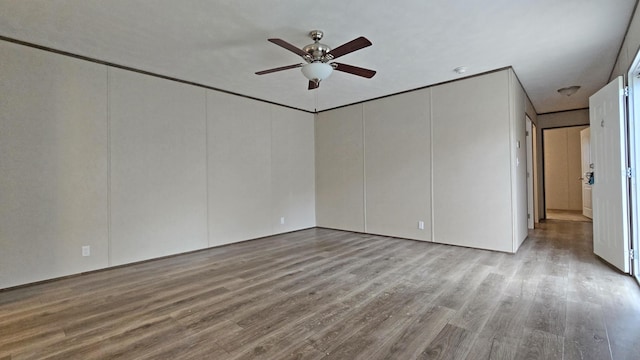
[{"xmin": 301, "ymin": 62, "xmax": 333, "ymax": 82}]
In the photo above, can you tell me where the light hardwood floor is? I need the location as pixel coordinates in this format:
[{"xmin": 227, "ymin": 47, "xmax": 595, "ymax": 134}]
[
  {"xmin": 1, "ymin": 221, "xmax": 639, "ymax": 359},
  {"xmin": 546, "ymin": 209, "xmax": 592, "ymax": 223}
]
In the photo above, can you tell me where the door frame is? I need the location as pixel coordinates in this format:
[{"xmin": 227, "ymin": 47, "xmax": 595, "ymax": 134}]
[
  {"xmin": 542, "ymin": 125, "xmax": 590, "ymax": 218},
  {"xmin": 526, "ymin": 116, "xmax": 534, "ymax": 229},
  {"xmin": 628, "ymin": 51, "xmax": 640, "ymax": 283}
]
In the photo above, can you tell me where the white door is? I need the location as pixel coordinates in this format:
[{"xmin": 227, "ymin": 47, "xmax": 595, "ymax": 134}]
[
  {"xmin": 580, "ymin": 128, "xmax": 593, "ymax": 219},
  {"xmin": 589, "ymin": 76, "xmax": 630, "ymax": 273}
]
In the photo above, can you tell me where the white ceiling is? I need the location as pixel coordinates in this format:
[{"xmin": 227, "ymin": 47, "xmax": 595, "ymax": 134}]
[{"xmin": 0, "ymin": 0, "xmax": 635, "ymax": 113}]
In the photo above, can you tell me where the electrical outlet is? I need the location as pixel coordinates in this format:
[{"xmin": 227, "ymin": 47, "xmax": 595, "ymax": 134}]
[
  {"xmin": 280, "ymin": 217, "xmax": 285, "ymax": 225},
  {"xmin": 82, "ymin": 245, "xmax": 90, "ymax": 257},
  {"xmin": 418, "ymin": 221, "xmax": 425, "ymax": 230}
]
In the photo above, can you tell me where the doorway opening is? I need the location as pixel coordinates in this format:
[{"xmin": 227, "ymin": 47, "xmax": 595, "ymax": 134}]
[{"xmin": 543, "ymin": 125, "xmax": 592, "ymax": 222}]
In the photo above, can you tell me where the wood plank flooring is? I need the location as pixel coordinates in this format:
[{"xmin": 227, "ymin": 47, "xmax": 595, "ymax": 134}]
[
  {"xmin": 546, "ymin": 210, "xmax": 592, "ymax": 223},
  {"xmin": 1, "ymin": 221, "xmax": 639, "ymax": 359}
]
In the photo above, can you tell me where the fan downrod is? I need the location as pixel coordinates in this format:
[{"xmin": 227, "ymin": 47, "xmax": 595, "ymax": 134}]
[{"xmin": 309, "ymin": 30, "xmax": 323, "ymax": 42}]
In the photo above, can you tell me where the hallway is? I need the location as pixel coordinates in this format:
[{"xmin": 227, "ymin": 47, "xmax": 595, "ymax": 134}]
[{"xmin": 525, "ymin": 220, "xmax": 640, "ymax": 359}]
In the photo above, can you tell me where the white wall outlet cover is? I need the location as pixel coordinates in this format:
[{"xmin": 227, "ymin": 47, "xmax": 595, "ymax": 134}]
[
  {"xmin": 280, "ymin": 217, "xmax": 285, "ymax": 225},
  {"xmin": 82, "ymin": 245, "xmax": 91, "ymax": 256}
]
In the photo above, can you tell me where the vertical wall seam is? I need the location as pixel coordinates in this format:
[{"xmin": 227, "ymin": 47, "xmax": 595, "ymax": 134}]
[
  {"xmin": 314, "ymin": 113, "xmax": 318, "ymax": 226},
  {"xmin": 362, "ymin": 104, "xmax": 367, "ymax": 233},
  {"xmin": 430, "ymin": 89, "xmax": 435, "ymax": 243},
  {"xmin": 270, "ymin": 106, "xmax": 274, "ymax": 235},
  {"xmin": 106, "ymin": 66, "xmax": 112, "ymax": 266},
  {"xmin": 312, "ymin": 112, "xmax": 317, "ymax": 228},
  {"xmin": 204, "ymin": 90, "xmax": 210, "ymax": 247}
]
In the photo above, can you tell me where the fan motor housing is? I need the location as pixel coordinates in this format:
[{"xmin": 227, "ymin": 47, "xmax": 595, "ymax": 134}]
[{"xmin": 303, "ymin": 42, "xmax": 331, "ymax": 62}]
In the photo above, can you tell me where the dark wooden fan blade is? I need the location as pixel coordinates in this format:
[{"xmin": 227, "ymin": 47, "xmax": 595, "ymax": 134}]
[
  {"xmin": 255, "ymin": 63, "xmax": 303, "ymax": 75},
  {"xmin": 333, "ymin": 62, "xmax": 376, "ymax": 78},
  {"xmin": 308, "ymin": 80, "xmax": 319, "ymax": 90},
  {"xmin": 268, "ymin": 38, "xmax": 309, "ymax": 58},
  {"xmin": 327, "ymin": 36, "xmax": 372, "ymax": 59}
]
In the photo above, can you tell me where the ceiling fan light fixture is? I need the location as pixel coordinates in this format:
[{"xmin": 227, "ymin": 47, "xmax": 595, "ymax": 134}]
[
  {"xmin": 257, "ymin": 32, "xmax": 375, "ymax": 90},
  {"xmin": 453, "ymin": 66, "xmax": 467, "ymax": 75},
  {"xmin": 301, "ymin": 62, "xmax": 333, "ymax": 82},
  {"xmin": 557, "ymin": 85, "xmax": 581, "ymax": 96}
]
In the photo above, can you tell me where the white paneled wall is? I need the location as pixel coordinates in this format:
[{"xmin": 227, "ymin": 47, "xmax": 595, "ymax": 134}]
[
  {"xmin": 315, "ymin": 105, "xmax": 365, "ymax": 232},
  {"xmin": 432, "ymin": 71, "xmax": 513, "ymax": 252},
  {"xmin": 207, "ymin": 92, "xmax": 273, "ymax": 245},
  {"xmin": 109, "ymin": 68, "xmax": 208, "ymax": 265},
  {"xmin": 509, "ymin": 72, "xmax": 529, "ymax": 249},
  {"xmin": 0, "ymin": 42, "xmax": 109, "ymax": 288},
  {"xmin": 1, "ymin": 38, "xmax": 531, "ymax": 288},
  {"xmin": 0, "ymin": 41, "xmax": 315, "ymax": 289},
  {"xmin": 610, "ymin": 4, "xmax": 640, "ymax": 80},
  {"xmin": 270, "ymin": 106, "xmax": 316, "ymax": 233},
  {"xmin": 315, "ymin": 69, "xmax": 528, "ymax": 253},
  {"xmin": 207, "ymin": 93, "xmax": 315, "ymax": 246},
  {"xmin": 364, "ymin": 89, "xmax": 432, "ymax": 241}
]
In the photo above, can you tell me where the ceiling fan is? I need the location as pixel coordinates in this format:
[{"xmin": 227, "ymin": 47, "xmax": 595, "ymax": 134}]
[{"xmin": 256, "ymin": 30, "xmax": 376, "ymax": 90}]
